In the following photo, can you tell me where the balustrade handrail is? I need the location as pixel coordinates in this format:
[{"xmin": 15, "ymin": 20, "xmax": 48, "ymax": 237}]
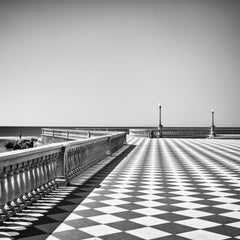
[
  {"xmin": 41, "ymin": 128, "xmax": 119, "ymax": 140},
  {"xmin": 0, "ymin": 143, "xmax": 63, "ymax": 167},
  {"xmin": 0, "ymin": 131, "xmax": 126, "ymax": 222}
]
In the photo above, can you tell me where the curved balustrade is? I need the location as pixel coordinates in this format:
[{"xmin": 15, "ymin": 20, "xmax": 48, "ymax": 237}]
[{"xmin": 0, "ymin": 131, "xmax": 126, "ymax": 222}]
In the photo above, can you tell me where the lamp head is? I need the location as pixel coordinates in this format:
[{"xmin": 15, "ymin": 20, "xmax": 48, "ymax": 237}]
[
  {"xmin": 211, "ymin": 109, "xmax": 214, "ymax": 113},
  {"xmin": 158, "ymin": 103, "xmax": 162, "ymax": 108}
]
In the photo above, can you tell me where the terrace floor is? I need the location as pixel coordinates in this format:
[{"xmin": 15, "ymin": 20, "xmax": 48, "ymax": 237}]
[{"xmin": 1, "ymin": 136, "xmax": 240, "ymax": 240}]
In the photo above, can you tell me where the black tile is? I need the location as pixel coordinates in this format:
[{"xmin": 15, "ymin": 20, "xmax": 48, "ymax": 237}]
[
  {"xmin": 64, "ymin": 218, "xmax": 99, "ymax": 228},
  {"xmin": 108, "ymin": 220, "xmax": 143, "ymax": 231},
  {"xmin": 52, "ymin": 229, "xmax": 92, "ymax": 240},
  {"xmin": 101, "ymin": 232, "xmax": 142, "ymax": 240}
]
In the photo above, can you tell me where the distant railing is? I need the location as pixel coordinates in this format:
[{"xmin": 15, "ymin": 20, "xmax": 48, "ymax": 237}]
[
  {"xmin": 41, "ymin": 128, "xmax": 116, "ymax": 143},
  {"xmin": 0, "ymin": 131, "xmax": 126, "ymax": 222},
  {"xmin": 161, "ymin": 127, "xmax": 209, "ymax": 138},
  {"xmin": 129, "ymin": 127, "xmax": 210, "ymax": 138},
  {"xmin": 129, "ymin": 129, "xmax": 151, "ymax": 138}
]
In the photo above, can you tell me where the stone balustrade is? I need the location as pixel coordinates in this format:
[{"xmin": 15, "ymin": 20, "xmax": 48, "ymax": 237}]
[
  {"xmin": 0, "ymin": 131, "xmax": 126, "ymax": 222},
  {"xmin": 129, "ymin": 127, "xmax": 210, "ymax": 138},
  {"xmin": 129, "ymin": 129, "xmax": 151, "ymax": 138},
  {"xmin": 41, "ymin": 128, "xmax": 117, "ymax": 144}
]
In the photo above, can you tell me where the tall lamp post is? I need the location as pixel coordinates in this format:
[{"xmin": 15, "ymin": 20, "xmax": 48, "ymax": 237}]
[
  {"xmin": 209, "ymin": 109, "xmax": 216, "ymax": 138},
  {"xmin": 158, "ymin": 103, "xmax": 163, "ymax": 137}
]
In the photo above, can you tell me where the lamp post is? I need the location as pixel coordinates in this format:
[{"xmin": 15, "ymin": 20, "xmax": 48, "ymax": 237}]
[
  {"xmin": 158, "ymin": 103, "xmax": 163, "ymax": 137},
  {"xmin": 209, "ymin": 109, "xmax": 216, "ymax": 138}
]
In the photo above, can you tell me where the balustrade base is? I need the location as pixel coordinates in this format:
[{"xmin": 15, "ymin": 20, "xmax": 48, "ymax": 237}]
[{"xmin": 55, "ymin": 177, "xmax": 68, "ymax": 186}]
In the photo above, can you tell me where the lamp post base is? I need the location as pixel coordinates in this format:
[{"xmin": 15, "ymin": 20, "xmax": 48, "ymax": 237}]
[
  {"xmin": 158, "ymin": 125, "xmax": 163, "ymax": 138},
  {"xmin": 209, "ymin": 125, "xmax": 216, "ymax": 138}
]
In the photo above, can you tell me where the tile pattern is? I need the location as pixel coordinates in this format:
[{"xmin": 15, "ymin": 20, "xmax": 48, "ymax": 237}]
[
  {"xmin": 1, "ymin": 137, "xmax": 240, "ymax": 239},
  {"xmin": 47, "ymin": 137, "xmax": 240, "ymax": 240}
]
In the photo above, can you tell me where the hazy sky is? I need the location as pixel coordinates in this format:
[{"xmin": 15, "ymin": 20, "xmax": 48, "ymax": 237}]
[{"xmin": 0, "ymin": 0, "xmax": 240, "ymax": 127}]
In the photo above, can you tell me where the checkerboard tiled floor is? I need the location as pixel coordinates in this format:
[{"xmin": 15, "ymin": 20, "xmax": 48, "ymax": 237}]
[
  {"xmin": 47, "ymin": 137, "xmax": 240, "ymax": 240},
  {"xmin": 1, "ymin": 137, "xmax": 240, "ymax": 239}
]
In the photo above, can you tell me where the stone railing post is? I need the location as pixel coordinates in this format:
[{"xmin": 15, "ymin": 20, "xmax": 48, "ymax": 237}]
[
  {"xmin": 106, "ymin": 137, "xmax": 112, "ymax": 155},
  {"xmin": 55, "ymin": 146, "xmax": 68, "ymax": 186},
  {"xmin": 66, "ymin": 130, "xmax": 69, "ymax": 140}
]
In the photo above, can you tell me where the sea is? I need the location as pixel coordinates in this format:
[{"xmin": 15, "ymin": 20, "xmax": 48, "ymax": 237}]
[{"xmin": 0, "ymin": 126, "xmax": 82, "ymax": 153}]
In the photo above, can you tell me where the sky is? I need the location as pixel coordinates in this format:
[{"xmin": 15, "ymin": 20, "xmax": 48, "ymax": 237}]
[{"xmin": 0, "ymin": 0, "xmax": 240, "ymax": 127}]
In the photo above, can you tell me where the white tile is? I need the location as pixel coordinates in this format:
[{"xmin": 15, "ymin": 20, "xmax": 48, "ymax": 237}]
[
  {"xmin": 135, "ymin": 201, "xmax": 165, "ymax": 208},
  {"xmin": 133, "ymin": 208, "xmax": 166, "ymax": 216},
  {"xmin": 127, "ymin": 227, "xmax": 170, "ymax": 239},
  {"xmin": 215, "ymin": 204, "xmax": 240, "ymax": 211},
  {"xmin": 88, "ymin": 214, "xmax": 124, "ymax": 224},
  {"xmin": 141, "ymin": 185, "xmax": 163, "ymax": 190},
  {"xmin": 46, "ymin": 236, "xmax": 60, "ymax": 240},
  {"xmin": 95, "ymin": 206, "xmax": 127, "ymax": 214},
  {"xmin": 88, "ymin": 192, "xmax": 100, "ymax": 197},
  {"xmin": 203, "ymin": 187, "xmax": 229, "ymax": 192},
  {"xmin": 81, "ymin": 198, "xmax": 95, "ymax": 204},
  {"xmin": 79, "ymin": 225, "xmax": 120, "ymax": 237},
  {"xmin": 53, "ymin": 223, "xmax": 75, "ymax": 233},
  {"xmin": 172, "ymin": 196, "xmax": 202, "ymax": 202},
  {"xmin": 130, "ymin": 216, "xmax": 169, "ymax": 226},
  {"xmin": 209, "ymin": 197, "xmax": 240, "ymax": 203},
  {"xmin": 73, "ymin": 205, "xmax": 90, "ymax": 211},
  {"xmin": 106, "ymin": 193, "xmax": 131, "ymax": 199},
  {"xmin": 170, "ymin": 190, "xmax": 198, "ymax": 196},
  {"xmin": 174, "ymin": 210, "xmax": 213, "ymax": 218},
  {"xmin": 220, "ymin": 211, "xmax": 240, "ymax": 219},
  {"xmin": 227, "ymin": 221, "xmax": 240, "ymax": 228},
  {"xmin": 173, "ymin": 202, "xmax": 206, "ymax": 209},
  {"xmin": 137, "ymin": 195, "xmax": 164, "ymax": 201},
  {"xmin": 178, "ymin": 230, "xmax": 229, "ymax": 240},
  {"xmin": 138, "ymin": 189, "xmax": 163, "ymax": 195},
  {"xmin": 110, "ymin": 188, "xmax": 134, "ymax": 193},
  {"xmin": 206, "ymin": 192, "xmax": 235, "ymax": 197},
  {"xmin": 176, "ymin": 219, "xmax": 220, "ymax": 229},
  {"xmin": 101, "ymin": 199, "xmax": 129, "ymax": 206},
  {"xmin": 65, "ymin": 213, "xmax": 83, "ymax": 221}
]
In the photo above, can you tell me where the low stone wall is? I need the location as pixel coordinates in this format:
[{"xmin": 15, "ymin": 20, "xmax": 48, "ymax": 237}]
[
  {"xmin": 129, "ymin": 127, "xmax": 210, "ymax": 138},
  {"xmin": 0, "ymin": 132, "xmax": 126, "ymax": 222},
  {"xmin": 41, "ymin": 128, "xmax": 119, "ymax": 144},
  {"xmin": 129, "ymin": 129, "xmax": 151, "ymax": 138}
]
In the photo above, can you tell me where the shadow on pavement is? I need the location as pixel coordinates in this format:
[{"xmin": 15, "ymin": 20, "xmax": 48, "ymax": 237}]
[{"xmin": 14, "ymin": 144, "xmax": 136, "ymax": 240}]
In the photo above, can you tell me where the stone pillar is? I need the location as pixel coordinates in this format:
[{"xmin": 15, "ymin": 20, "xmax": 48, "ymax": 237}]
[
  {"xmin": 55, "ymin": 146, "xmax": 68, "ymax": 186},
  {"xmin": 209, "ymin": 109, "xmax": 216, "ymax": 138},
  {"xmin": 158, "ymin": 103, "xmax": 163, "ymax": 138}
]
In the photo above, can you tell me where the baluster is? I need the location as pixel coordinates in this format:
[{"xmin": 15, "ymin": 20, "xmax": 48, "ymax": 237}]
[
  {"xmin": 42, "ymin": 156, "xmax": 48, "ymax": 193},
  {"xmin": 38, "ymin": 158, "xmax": 45, "ymax": 195},
  {"xmin": 17, "ymin": 162, "xmax": 27, "ymax": 208},
  {"xmin": 45, "ymin": 156, "xmax": 53, "ymax": 191},
  {"xmin": 35, "ymin": 159, "xmax": 42, "ymax": 198},
  {"xmin": 0, "ymin": 167, "xmax": 8, "ymax": 220},
  {"xmin": 23, "ymin": 161, "xmax": 31, "ymax": 203},
  {"xmin": 29, "ymin": 160, "xmax": 38, "ymax": 202},
  {"xmin": 12, "ymin": 164, "xmax": 23, "ymax": 211},
  {"xmin": 4, "ymin": 166, "xmax": 15, "ymax": 215},
  {"xmin": 77, "ymin": 150, "xmax": 81, "ymax": 172},
  {"xmin": 50, "ymin": 155, "xmax": 56, "ymax": 186},
  {"xmin": 52, "ymin": 154, "xmax": 58, "ymax": 185}
]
